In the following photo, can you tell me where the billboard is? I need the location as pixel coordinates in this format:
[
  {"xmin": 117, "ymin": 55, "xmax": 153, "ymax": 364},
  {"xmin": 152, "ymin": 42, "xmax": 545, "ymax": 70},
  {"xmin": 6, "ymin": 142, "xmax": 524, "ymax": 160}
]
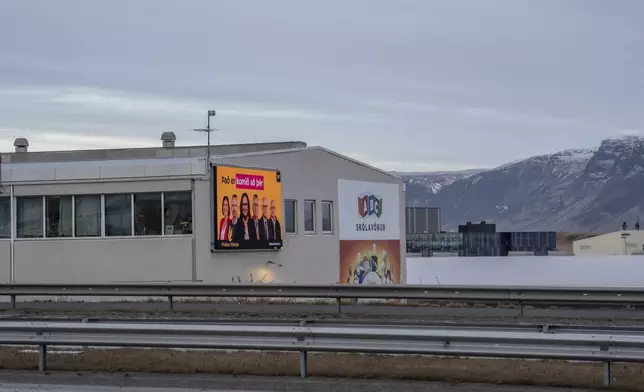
[
  {"xmin": 213, "ymin": 165, "xmax": 283, "ymax": 250},
  {"xmin": 340, "ymin": 239, "xmax": 401, "ymax": 284},
  {"xmin": 338, "ymin": 179, "xmax": 401, "ymax": 284}
]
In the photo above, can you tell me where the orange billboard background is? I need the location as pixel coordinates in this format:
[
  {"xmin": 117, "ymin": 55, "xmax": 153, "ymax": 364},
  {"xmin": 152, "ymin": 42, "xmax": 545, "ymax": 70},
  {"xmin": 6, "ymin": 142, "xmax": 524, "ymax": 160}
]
[
  {"xmin": 339, "ymin": 239, "xmax": 401, "ymax": 284},
  {"xmin": 213, "ymin": 165, "xmax": 283, "ymax": 250}
]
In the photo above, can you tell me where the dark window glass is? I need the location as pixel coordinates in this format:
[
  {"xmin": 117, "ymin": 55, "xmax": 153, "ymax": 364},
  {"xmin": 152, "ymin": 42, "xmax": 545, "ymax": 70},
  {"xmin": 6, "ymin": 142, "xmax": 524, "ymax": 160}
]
[
  {"xmin": 46, "ymin": 196, "xmax": 73, "ymax": 237},
  {"xmin": 0, "ymin": 198, "xmax": 10, "ymax": 239},
  {"xmin": 284, "ymin": 199, "xmax": 296, "ymax": 234},
  {"xmin": 134, "ymin": 193, "xmax": 162, "ymax": 236},
  {"xmin": 17, "ymin": 196, "xmax": 43, "ymax": 238},
  {"xmin": 164, "ymin": 192, "xmax": 192, "ymax": 235},
  {"xmin": 105, "ymin": 194, "xmax": 131, "ymax": 236}
]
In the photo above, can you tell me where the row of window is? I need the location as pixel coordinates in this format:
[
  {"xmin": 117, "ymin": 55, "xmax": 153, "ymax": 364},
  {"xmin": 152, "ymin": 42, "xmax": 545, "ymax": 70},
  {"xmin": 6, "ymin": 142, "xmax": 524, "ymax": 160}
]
[
  {"xmin": 283, "ymin": 199, "xmax": 333, "ymax": 235},
  {"xmin": 0, "ymin": 192, "xmax": 192, "ymax": 239},
  {"xmin": 0, "ymin": 194, "xmax": 334, "ymax": 239}
]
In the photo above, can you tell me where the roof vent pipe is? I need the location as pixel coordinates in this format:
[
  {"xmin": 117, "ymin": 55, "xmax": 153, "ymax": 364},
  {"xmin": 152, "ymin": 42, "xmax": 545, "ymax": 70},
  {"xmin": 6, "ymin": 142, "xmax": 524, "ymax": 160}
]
[
  {"xmin": 13, "ymin": 138, "xmax": 29, "ymax": 153},
  {"xmin": 161, "ymin": 132, "xmax": 176, "ymax": 148}
]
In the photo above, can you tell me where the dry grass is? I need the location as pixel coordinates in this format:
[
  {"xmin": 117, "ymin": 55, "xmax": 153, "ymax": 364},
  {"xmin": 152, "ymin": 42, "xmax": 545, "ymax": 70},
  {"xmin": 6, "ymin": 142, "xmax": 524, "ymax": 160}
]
[
  {"xmin": 556, "ymin": 232, "xmax": 599, "ymax": 253},
  {"xmin": 2, "ymin": 347, "xmax": 644, "ymax": 390}
]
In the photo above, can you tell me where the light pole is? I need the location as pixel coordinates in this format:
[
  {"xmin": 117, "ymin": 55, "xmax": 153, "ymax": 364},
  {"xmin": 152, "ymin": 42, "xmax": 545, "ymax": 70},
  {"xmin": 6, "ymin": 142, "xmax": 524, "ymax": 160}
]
[{"xmin": 192, "ymin": 110, "xmax": 218, "ymax": 251}]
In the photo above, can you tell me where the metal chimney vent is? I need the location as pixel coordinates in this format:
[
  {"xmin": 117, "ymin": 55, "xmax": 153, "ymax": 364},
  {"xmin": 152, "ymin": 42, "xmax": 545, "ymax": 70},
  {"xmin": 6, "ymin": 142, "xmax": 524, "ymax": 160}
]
[
  {"xmin": 160, "ymin": 132, "xmax": 176, "ymax": 148},
  {"xmin": 13, "ymin": 138, "xmax": 29, "ymax": 153}
]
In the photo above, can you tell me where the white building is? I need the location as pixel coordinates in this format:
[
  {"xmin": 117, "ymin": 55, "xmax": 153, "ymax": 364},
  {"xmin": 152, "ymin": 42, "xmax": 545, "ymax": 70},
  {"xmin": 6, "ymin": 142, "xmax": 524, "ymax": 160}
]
[
  {"xmin": 573, "ymin": 230, "xmax": 644, "ymax": 256},
  {"xmin": 0, "ymin": 135, "xmax": 405, "ymax": 285}
]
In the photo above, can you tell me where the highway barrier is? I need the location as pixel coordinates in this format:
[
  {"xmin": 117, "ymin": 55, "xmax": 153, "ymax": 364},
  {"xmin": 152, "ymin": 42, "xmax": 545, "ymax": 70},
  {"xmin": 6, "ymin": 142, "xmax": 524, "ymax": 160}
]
[
  {"xmin": 1, "ymin": 282, "xmax": 644, "ymax": 314},
  {"xmin": 0, "ymin": 319, "xmax": 641, "ymax": 387}
]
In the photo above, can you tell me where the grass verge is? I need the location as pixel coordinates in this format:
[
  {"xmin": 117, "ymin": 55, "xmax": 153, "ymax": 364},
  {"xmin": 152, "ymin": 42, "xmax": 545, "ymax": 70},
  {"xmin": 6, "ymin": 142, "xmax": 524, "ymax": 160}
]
[{"xmin": 1, "ymin": 347, "xmax": 643, "ymax": 390}]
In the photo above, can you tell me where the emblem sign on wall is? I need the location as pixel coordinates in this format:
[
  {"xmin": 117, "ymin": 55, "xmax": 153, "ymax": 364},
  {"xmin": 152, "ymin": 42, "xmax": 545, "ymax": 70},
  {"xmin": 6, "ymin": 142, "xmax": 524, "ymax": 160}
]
[{"xmin": 337, "ymin": 179, "xmax": 401, "ymax": 284}]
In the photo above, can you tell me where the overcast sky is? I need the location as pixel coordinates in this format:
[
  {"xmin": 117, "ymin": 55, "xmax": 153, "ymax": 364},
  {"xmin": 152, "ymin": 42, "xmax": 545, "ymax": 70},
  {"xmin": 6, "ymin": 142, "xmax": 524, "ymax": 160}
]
[{"xmin": 1, "ymin": 0, "xmax": 643, "ymax": 171}]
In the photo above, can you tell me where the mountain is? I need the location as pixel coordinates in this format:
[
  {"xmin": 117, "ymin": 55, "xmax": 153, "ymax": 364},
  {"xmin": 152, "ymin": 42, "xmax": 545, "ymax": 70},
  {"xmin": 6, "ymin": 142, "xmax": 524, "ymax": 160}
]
[
  {"xmin": 395, "ymin": 169, "xmax": 485, "ymax": 207},
  {"xmin": 403, "ymin": 136, "xmax": 644, "ymax": 232}
]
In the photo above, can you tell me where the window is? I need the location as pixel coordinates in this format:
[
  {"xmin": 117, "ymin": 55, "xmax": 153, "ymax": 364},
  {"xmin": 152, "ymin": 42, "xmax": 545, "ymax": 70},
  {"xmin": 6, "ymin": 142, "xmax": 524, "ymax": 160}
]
[
  {"xmin": 46, "ymin": 196, "xmax": 73, "ymax": 237},
  {"xmin": 105, "ymin": 194, "xmax": 132, "ymax": 236},
  {"xmin": 134, "ymin": 193, "xmax": 162, "ymax": 236},
  {"xmin": 284, "ymin": 199, "xmax": 296, "ymax": 234},
  {"xmin": 0, "ymin": 198, "xmax": 9, "ymax": 239},
  {"xmin": 17, "ymin": 196, "xmax": 43, "ymax": 238},
  {"xmin": 75, "ymin": 195, "xmax": 101, "ymax": 237},
  {"xmin": 322, "ymin": 201, "xmax": 333, "ymax": 233},
  {"xmin": 304, "ymin": 200, "xmax": 315, "ymax": 233},
  {"xmin": 164, "ymin": 191, "xmax": 192, "ymax": 235}
]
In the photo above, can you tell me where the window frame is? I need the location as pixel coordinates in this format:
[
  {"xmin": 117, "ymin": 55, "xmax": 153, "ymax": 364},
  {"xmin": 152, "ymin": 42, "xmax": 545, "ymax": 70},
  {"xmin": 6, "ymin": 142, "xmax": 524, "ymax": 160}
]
[
  {"xmin": 283, "ymin": 199, "xmax": 297, "ymax": 235},
  {"xmin": 16, "ymin": 195, "xmax": 45, "ymax": 239},
  {"xmin": 163, "ymin": 191, "xmax": 193, "ymax": 235},
  {"xmin": 12, "ymin": 190, "xmax": 193, "ymax": 240},
  {"xmin": 133, "ymin": 192, "xmax": 163, "ymax": 236},
  {"xmin": 0, "ymin": 197, "xmax": 10, "ymax": 239},
  {"xmin": 303, "ymin": 199, "xmax": 316, "ymax": 234},
  {"xmin": 321, "ymin": 200, "xmax": 333, "ymax": 234},
  {"xmin": 74, "ymin": 194, "xmax": 102, "ymax": 238},
  {"xmin": 45, "ymin": 195, "xmax": 74, "ymax": 238},
  {"xmin": 104, "ymin": 193, "xmax": 133, "ymax": 237}
]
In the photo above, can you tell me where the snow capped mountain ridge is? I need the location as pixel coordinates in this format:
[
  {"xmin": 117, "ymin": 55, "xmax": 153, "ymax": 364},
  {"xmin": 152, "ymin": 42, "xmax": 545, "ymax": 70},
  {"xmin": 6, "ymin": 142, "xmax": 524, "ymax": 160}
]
[{"xmin": 403, "ymin": 137, "xmax": 644, "ymax": 232}]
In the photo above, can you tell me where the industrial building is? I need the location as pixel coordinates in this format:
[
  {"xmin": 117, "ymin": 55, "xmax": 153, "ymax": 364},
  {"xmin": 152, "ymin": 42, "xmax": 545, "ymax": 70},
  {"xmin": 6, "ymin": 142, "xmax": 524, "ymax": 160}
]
[
  {"xmin": 0, "ymin": 135, "xmax": 406, "ymax": 285},
  {"xmin": 407, "ymin": 220, "xmax": 557, "ymax": 257},
  {"xmin": 405, "ymin": 206, "xmax": 441, "ymax": 234},
  {"xmin": 573, "ymin": 231, "xmax": 644, "ymax": 255}
]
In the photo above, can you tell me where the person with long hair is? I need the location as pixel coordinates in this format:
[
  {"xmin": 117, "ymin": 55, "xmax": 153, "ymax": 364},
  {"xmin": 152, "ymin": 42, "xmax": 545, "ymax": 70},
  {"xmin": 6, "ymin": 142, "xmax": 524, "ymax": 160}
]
[
  {"xmin": 235, "ymin": 192, "xmax": 251, "ymax": 241},
  {"xmin": 218, "ymin": 196, "xmax": 231, "ymax": 241}
]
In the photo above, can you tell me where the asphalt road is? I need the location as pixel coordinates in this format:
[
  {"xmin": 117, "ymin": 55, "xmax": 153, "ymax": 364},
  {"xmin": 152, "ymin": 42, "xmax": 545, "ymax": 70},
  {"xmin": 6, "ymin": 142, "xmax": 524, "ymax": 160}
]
[
  {"xmin": 0, "ymin": 371, "xmax": 592, "ymax": 392},
  {"xmin": 3, "ymin": 301, "xmax": 644, "ymax": 323}
]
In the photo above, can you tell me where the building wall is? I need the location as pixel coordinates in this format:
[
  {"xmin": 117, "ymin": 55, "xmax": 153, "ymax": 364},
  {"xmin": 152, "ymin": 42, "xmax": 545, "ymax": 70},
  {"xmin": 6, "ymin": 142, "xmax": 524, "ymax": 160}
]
[
  {"xmin": 10, "ymin": 178, "xmax": 195, "ymax": 283},
  {"xmin": 198, "ymin": 148, "xmax": 406, "ymax": 284},
  {"xmin": 573, "ymin": 231, "xmax": 644, "ymax": 255},
  {"xmin": 14, "ymin": 237, "xmax": 193, "ymax": 283},
  {"xmin": 4, "ymin": 147, "xmax": 405, "ymax": 285}
]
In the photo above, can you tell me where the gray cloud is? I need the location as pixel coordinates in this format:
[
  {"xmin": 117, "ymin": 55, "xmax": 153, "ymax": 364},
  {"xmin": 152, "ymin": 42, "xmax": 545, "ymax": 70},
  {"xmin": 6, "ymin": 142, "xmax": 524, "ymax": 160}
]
[{"xmin": 1, "ymin": 0, "xmax": 643, "ymax": 171}]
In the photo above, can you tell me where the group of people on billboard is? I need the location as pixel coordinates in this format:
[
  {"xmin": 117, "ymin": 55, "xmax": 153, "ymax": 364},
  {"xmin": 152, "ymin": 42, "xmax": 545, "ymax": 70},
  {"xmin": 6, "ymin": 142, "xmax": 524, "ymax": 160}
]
[
  {"xmin": 346, "ymin": 242, "xmax": 394, "ymax": 284},
  {"xmin": 218, "ymin": 192, "xmax": 282, "ymax": 247}
]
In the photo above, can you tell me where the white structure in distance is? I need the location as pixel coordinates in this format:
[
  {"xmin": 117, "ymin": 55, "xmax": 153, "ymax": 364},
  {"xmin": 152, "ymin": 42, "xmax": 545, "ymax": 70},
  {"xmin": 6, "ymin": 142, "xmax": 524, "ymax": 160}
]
[
  {"xmin": 573, "ymin": 230, "xmax": 644, "ymax": 256},
  {"xmin": 407, "ymin": 255, "xmax": 644, "ymax": 287}
]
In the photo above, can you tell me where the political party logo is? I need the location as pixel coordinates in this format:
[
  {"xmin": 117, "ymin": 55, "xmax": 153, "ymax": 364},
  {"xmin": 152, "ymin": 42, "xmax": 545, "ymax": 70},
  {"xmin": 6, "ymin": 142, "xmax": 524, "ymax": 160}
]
[{"xmin": 358, "ymin": 194, "xmax": 383, "ymax": 218}]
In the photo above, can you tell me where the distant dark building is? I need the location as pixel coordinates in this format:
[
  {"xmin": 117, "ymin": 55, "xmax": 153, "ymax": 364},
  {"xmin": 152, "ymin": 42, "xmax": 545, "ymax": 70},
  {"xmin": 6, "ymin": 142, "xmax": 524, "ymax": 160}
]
[
  {"xmin": 458, "ymin": 221, "xmax": 496, "ymax": 233},
  {"xmin": 406, "ymin": 220, "xmax": 557, "ymax": 257},
  {"xmin": 405, "ymin": 207, "xmax": 441, "ymax": 234}
]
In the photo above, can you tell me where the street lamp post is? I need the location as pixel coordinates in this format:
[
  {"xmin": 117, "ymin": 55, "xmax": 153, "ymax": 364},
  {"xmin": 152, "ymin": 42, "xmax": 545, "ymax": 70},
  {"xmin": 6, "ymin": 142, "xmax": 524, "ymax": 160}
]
[{"xmin": 192, "ymin": 110, "xmax": 217, "ymax": 251}]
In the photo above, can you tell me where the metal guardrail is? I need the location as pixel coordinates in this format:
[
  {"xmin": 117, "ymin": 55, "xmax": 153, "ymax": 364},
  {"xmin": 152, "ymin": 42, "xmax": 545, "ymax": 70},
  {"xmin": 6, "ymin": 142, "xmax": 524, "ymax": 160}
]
[
  {"xmin": 2, "ymin": 283, "xmax": 644, "ymax": 314},
  {"xmin": 0, "ymin": 320, "xmax": 641, "ymax": 388}
]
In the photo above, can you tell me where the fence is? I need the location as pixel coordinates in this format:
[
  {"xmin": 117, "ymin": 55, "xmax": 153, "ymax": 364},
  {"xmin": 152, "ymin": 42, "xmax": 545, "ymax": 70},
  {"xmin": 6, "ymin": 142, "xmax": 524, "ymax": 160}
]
[
  {"xmin": 2, "ymin": 283, "xmax": 644, "ymax": 314},
  {"xmin": 0, "ymin": 319, "xmax": 642, "ymax": 387}
]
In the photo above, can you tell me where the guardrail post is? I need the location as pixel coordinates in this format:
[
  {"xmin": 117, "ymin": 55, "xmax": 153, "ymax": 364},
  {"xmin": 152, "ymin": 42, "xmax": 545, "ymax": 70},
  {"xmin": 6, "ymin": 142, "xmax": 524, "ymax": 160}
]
[
  {"xmin": 519, "ymin": 301, "xmax": 524, "ymax": 317},
  {"xmin": 299, "ymin": 319, "xmax": 308, "ymax": 378},
  {"xmin": 604, "ymin": 361, "xmax": 611, "ymax": 388},
  {"xmin": 336, "ymin": 298, "xmax": 342, "ymax": 313},
  {"xmin": 10, "ymin": 295, "xmax": 16, "ymax": 310},
  {"xmin": 38, "ymin": 344, "xmax": 47, "ymax": 372},
  {"xmin": 168, "ymin": 296, "xmax": 174, "ymax": 311}
]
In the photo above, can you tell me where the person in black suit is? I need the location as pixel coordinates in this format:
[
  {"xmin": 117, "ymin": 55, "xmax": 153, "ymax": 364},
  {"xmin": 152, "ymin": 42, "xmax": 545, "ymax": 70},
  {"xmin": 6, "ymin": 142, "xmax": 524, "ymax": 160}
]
[
  {"xmin": 258, "ymin": 196, "xmax": 271, "ymax": 245},
  {"xmin": 267, "ymin": 199, "xmax": 282, "ymax": 243},
  {"xmin": 249, "ymin": 193, "xmax": 265, "ymax": 245}
]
